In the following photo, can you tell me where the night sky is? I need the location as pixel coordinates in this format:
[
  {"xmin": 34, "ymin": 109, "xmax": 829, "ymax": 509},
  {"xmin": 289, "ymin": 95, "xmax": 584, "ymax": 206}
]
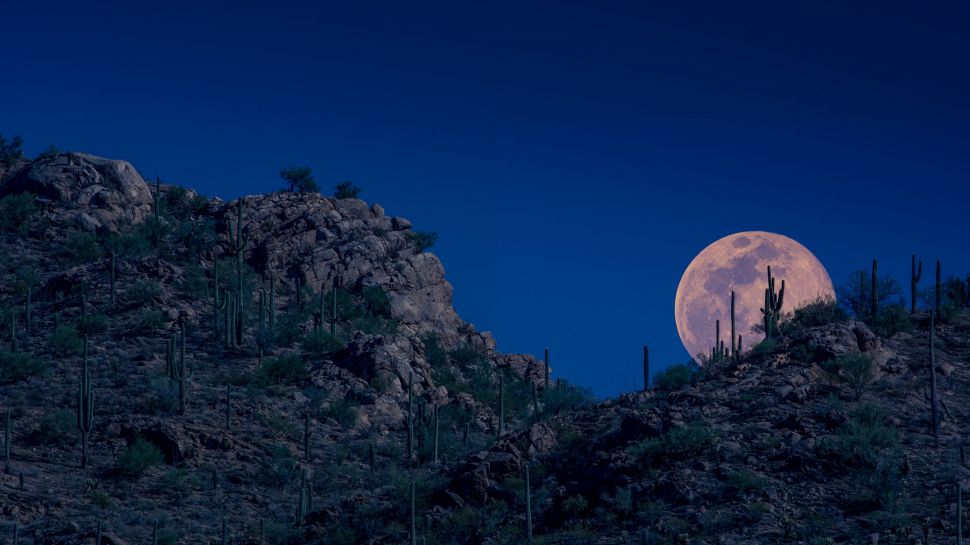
[{"xmin": 3, "ymin": 2, "xmax": 969, "ymax": 396}]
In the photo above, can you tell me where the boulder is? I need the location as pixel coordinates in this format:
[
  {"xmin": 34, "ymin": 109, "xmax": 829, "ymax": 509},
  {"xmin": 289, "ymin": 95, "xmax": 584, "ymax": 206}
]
[{"xmin": 1, "ymin": 152, "xmax": 153, "ymax": 232}]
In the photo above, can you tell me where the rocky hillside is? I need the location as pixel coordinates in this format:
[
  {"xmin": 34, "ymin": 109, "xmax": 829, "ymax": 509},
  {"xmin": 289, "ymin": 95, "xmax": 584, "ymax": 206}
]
[{"xmin": 1, "ymin": 151, "xmax": 969, "ymax": 545}]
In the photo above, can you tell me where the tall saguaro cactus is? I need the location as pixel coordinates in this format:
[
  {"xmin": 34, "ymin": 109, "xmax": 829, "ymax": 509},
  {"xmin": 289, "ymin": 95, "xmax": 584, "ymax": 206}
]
[
  {"xmin": 109, "ymin": 251, "xmax": 116, "ymax": 307},
  {"xmin": 871, "ymin": 258, "xmax": 878, "ymax": 319},
  {"xmin": 77, "ymin": 346, "xmax": 95, "ymax": 469},
  {"xmin": 226, "ymin": 200, "xmax": 250, "ymax": 346},
  {"xmin": 409, "ymin": 481, "xmax": 417, "ymax": 545},
  {"xmin": 9, "ymin": 308, "xmax": 17, "ymax": 353},
  {"xmin": 407, "ymin": 371, "xmax": 414, "ymax": 463},
  {"xmin": 3, "ymin": 410, "xmax": 10, "ymax": 473},
  {"xmin": 936, "ymin": 260, "xmax": 942, "ymax": 318},
  {"xmin": 911, "ymin": 255, "xmax": 923, "ymax": 314},
  {"xmin": 761, "ymin": 266, "xmax": 785, "ymax": 343},
  {"xmin": 525, "ymin": 463, "xmax": 533, "ymax": 543},
  {"xmin": 544, "ymin": 347, "xmax": 550, "ymax": 387},
  {"xmin": 730, "ymin": 290, "xmax": 736, "ymax": 354},
  {"xmin": 498, "ymin": 375, "xmax": 505, "ymax": 436},
  {"xmin": 929, "ymin": 311, "xmax": 940, "ymax": 439},
  {"xmin": 642, "ymin": 345, "xmax": 649, "ymax": 392}
]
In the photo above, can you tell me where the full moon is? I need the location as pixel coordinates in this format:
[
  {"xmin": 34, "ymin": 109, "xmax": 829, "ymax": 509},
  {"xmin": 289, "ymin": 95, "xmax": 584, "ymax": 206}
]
[{"xmin": 674, "ymin": 231, "xmax": 834, "ymax": 363}]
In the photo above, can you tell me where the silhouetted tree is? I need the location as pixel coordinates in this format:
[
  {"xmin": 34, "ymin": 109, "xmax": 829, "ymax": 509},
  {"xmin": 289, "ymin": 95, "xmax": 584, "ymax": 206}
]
[
  {"xmin": 0, "ymin": 133, "xmax": 24, "ymax": 168},
  {"xmin": 280, "ymin": 166, "xmax": 319, "ymax": 193},
  {"xmin": 334, "ymin": 180, "xmax": 362, "ymax": 199}
]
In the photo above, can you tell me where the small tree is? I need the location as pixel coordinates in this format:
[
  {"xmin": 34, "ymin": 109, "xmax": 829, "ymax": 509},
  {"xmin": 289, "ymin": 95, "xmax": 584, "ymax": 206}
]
[
  {"xmin": 407, "ymin": 231, "xmax": 438, "ymax": 252},
  {"xmin": 334, "ymin": 180, "xmax": 362, "ymax": 199},
  {"xmin": 838, "ymin": 270, "xmax": 903, "ymax": 322},
  {"xmin": 0, "ymin": 133, "xmax": 24, "ymax": 168},
  {"xmin": 279, "ymin": 166, "xmax": 319, "ymax": 193}
]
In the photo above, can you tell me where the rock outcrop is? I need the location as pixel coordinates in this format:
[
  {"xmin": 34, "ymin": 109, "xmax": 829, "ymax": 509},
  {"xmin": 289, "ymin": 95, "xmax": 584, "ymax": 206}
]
[{"xmin": 1, "ymin": 152, "xmax": 153, "ymax": 232}]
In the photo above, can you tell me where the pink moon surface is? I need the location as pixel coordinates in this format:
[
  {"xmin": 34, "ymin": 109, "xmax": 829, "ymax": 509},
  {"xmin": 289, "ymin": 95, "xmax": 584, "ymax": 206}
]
[{"xmin": 674, "ymin": 231, "xmax": 835, "ymax": 363}]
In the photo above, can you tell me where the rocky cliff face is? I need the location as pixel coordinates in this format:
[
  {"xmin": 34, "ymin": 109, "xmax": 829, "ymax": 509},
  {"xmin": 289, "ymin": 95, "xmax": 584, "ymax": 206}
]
[{"xmin": 1, "ymin": 152, "xmax": 968, "ymax": 545}]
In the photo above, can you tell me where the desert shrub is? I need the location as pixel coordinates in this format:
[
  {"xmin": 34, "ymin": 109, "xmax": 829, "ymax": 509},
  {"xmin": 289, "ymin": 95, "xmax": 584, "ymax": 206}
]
[
  {"xmin": 49, "ymin": 324, "xmax": 83, "ymax": 355},
  {"xmin": 253, "ymin": 355, "xmax": 307, "ymax": 387},
  {"xmin": 144, "ymin": 378, "xmax": 180, "ymax": 415},
  {"xmin": 116, "ymin": 439, "xmax": 164, "ymax": 477},
  {"xmin": 838, "ymin": 270, "xmax": 904, "ymax": 322},
  {"xmin": 820, "ymin": 353, "xmax": 875, "ymax": 400},
  {"xmin": 543, "ymin": 378, "xmax": 594, "ymax": 414},
  {"xmin": 103, "ymin": 225, "xmax": 154, "ymax": 258},
  {"xmin": 407, "ymin": 230, "xmax": 438, "ymax": 251},
  {"xmin": 628, "ymin": 423, "xmax": 715, "ymax": 465},
  {"xmin": 723, "ymin": 469, "xmax": 769, "ymax": 499},
  {"xmin": 750, "ymin": 338, "xmax": 777, "ymax": 358},
  {"xmin": 653, "ymin": 363, "xmax": 696, "ymax": 391},
  {"xmin": 871, "ymin": 304, "xmax": 912, "ymax": 337},
  {"xmin": 816, "ymin": 403, "xmax": 897, "ymax": 468},
  {"xmin": 334, "ymin": 180, "xmax": 362, "ymax": 199},
  {"xmin": 36, "ymin": 144, "xmax": 59, "ymax": 160},
  {"xmin": 0, "ymin": 349, "xmax": 47, "ymax": 383},
  {"xmin": 80, "ymin": 312, "xmax": 108, "ymax": 336},
  {"xmin": 135, "ymin": 309, "xmax": 167, "ymax": 332},
  {"xmin": 60, "ymin": 231, "xmax": 104, "ymax": 264},
  {"xmin": 422, "ymin": 333, "xmax": 447, "ymax": 368},
  {"xmin": 180, "ymin": 263, "xmax": 209, "ymax": 299},
  {"xmin": 257, "ymin": 444, "xmax": 301, "ymax": 489},
  {"xmin": 302, "ymin": 329, "xmax": 344, "ymax": 355},
  {"xmin": 0, "ymin": 193, "xmax": 37, "ymax": 234},
  {"xmin": 89, "ymin": 489, "xmax": 112, "ymax": 509},
  {"xmin": 352, "ymin": 314, "xmax": 398, "ymax": 336},
  {"xmin": 782, "ymin": 297, "xmax": 848, "ymax": 334},
  {"xmin": 360, "ymin": 285, "xmax": 392, "ymax": 318},
  {"xmin": 325, "ymin": 397, "xmax": 359, "ymax": 429},
  {"xmin": 171, "ymin": 216, "xmax": 215, "ymax": 257},
  {"xmin": 165, "ymin": 186, "xmax": 210, "ymax": 219},
  {"xmin": 33, "ymin": 409, "xmax": 76, "ymax": 446},
  {"xmin": 128, "ymin": 279, "xmax": 162, "ymax": 306}
]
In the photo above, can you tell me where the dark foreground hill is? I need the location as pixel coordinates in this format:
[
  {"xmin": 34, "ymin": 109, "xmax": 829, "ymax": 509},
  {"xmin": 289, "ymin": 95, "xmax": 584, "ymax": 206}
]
[{"xmin": 1, "ymin": 151, "xmax": 968, "ymax": 545}]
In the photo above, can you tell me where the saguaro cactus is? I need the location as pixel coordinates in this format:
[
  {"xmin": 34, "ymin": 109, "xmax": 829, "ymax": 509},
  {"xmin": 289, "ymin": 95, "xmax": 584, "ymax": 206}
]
[
  {"xmin": 730, "ymin": 290, "xmax": 736, "ymax": 354},
  {"xmin": 930, "ymin": 311, "xmax": 940, "ymax": 439},
  {"xmin": 3, "ymin": 410, "xmax": 10, "ymax": 473},
  {"xmin": 330, "ymin": 277, "xmax": 339, "ymax": 337},
  {"xmin": 959, "ymin": 480, "xmax": 964, "ymax": 545},
  {"xmin": 109, "ymin": 251, "xmax": 116, "ymax": 306},
  {"xmin": 303, "ymin": 414, "xmax": 312, "ymax": 461},
  {"xmin": 761, "ymin": 266, "xmax": 785, "ymax": 342},
  {"xmin": 642, "ymin": 345, "xmax": 649, "ymax": 392},
  {"xmin": 936, "ymin": 260, "xmax": 943, "ymax": 318},
  {"xmin": 544, "ymin": 347, "xmax": 550, "ymax": 387},
  {"xmin": 410, "ymin": 481, "xmax": 417, "ymax": 545},
  {"xmin": 871, "ymin": 258, "xmax": 878, "ymax": 319},
  {"xmin": 911, "ymin": 255, "xmax": 923, "ymax": 314},
  {"xmin": 221, "ymin": 517, "xmax": 228, "ymax": 545},
  {"xmin": 498, "ymin": 375, "xmax": 505, "ymax": 436},
  {"xmin": 296, "ymin": 469, "xmax": 309, "ymax": 525},
  {"xmin": 24, "ymin": 286, "xmax": 31, "ymax": 338},
  {"xmin": 432, "ymin": 404, "xmax": 440, "ymax": 464},
  {"xmin": 525, "ymin": 463, "xmax": 533, "ymax": 543},
  {"xmin": 226, "ymin": 200, "xmax": 250, "ymax": 346},
  {"xmin": 9, "ymin": 308, "xmax": 17, "ymax": 353},
  {"xmin": 407, "ymin": 371, "xmax": 414, "ymax": 462},
  {"xmin": 225, "ymin": 385, "xmax": 232, "ymax": 430},
  {"xmin": 77, "ymin": 348, "xmax": 95, "ymax": 468}
]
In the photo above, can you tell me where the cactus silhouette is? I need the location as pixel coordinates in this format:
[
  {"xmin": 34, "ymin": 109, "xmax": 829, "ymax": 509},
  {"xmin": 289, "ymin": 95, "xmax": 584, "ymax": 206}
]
[
  {"xmin": 642, "ymin": 345, "xmax": 649, "ymax": 391},
  {"xmin": 911, "ymin": 255, "xmax": 923, "ymax": 314},
  {"xmin": 77, "ymin": 343, "xmax": 94, "ymax": 468},
  {"xmin": 226, "ymin": 200, "xmax": 250, "ymax": 346},
  {"xmin": 871, "ymin": 258, "xmax": 878, "ymax": 319},
  {"xmin": 761, "ymin": 266, "xmax": 785, "ymax": 343}
]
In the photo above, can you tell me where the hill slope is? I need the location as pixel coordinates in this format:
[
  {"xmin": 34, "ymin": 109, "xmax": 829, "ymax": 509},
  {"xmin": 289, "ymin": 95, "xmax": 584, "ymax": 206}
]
[{"xmin": 1, "ymin": 152, "xmax": 968, "ymax": 545}]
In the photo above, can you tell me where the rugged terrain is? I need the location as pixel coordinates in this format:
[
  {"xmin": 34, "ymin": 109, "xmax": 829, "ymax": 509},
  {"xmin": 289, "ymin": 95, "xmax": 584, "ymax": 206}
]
[{"xmin": 1, "ymin": 151, "xmax": 969, "ymax": 545}]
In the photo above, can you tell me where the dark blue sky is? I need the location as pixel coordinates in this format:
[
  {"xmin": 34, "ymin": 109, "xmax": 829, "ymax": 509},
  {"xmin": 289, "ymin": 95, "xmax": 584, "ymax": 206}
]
[{"xmin": 4, "ymin": 1, "xmax": 969, "ymax": 396}]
